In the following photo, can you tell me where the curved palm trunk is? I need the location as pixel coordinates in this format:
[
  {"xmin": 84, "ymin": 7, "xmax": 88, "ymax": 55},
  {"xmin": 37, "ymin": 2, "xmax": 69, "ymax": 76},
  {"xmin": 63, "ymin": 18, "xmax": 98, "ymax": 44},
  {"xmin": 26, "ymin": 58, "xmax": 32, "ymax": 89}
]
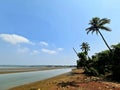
[{"xmin": 98, "ymin": 30, "xmax": 112, "ymax": 52}]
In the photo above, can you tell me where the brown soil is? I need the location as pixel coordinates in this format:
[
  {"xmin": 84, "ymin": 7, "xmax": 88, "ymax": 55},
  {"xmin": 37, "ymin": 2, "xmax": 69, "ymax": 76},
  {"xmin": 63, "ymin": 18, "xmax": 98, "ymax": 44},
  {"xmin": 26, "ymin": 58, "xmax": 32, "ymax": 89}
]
[{"xmin": 9, "ymin": 69, "xmax": 120, "ymax": 90}]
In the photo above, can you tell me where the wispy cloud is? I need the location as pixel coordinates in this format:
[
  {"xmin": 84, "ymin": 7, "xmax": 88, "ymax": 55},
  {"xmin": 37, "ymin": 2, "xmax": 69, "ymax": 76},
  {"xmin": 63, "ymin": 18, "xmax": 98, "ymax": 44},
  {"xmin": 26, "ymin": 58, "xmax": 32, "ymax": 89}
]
[
  {"xmin": 41, "ymin": 48, "xmax": 57, "ymax": 55},
  {"xmin": 31, "ymin": 50, "xmax": 40, "ymax": 55},
  {"xmin": 0, "ymin": 34, "xmax": 31, "ymax": 45},
  {"xmin": 58, "ymin": 48, "xmax": 64, "ymax": 51},
  {"xmin": 41, "ymin": 47, "xmax": 64, "ymax": 55},
  {"xmin": 40, "ymin": 41, "xmax": 48, "ymax": 47}
]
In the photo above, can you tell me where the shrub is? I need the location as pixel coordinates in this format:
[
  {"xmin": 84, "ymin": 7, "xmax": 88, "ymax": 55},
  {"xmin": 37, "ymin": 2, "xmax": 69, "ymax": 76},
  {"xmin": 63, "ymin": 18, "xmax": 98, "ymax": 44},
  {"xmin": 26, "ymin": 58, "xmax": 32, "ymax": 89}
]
[{"xmin": 84, "ymin": 67, "xmax": 99, "ymax": 76}]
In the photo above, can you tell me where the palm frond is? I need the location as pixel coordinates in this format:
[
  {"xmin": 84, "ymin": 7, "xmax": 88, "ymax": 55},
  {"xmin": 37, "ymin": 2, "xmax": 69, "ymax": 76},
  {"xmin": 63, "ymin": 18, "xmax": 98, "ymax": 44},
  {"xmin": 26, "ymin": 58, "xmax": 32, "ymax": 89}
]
[
  {"xmin": 89, "ymin": 17, "xmax": 99, "ymax": 26},
  {"xmin": 93, "ymin": 17, "xmax": 100, "ymax": 24},
  {"xmin": 86, "ymin": 27, "xmax": 92, "ymax": 34},
  {"xmin": 86, "ymin": 26, "xmax": 95, "ymax": 30},
  {"xmin": 100, "ymin": 26, "xmax": 111, "ymax": 31},
  {"xmin": 86, "ymin": 27, "xmax": 98, "ymax": 34},
  {"xmin": 86, "ymin": 30, "xmax": 91, "ymax": 34},
  {"xmin": 99, "ymin": 18, "xmax": 110, "ymax": 26},
  {"xmin": 91, "ymin": 29, "xmax": 96, "ymax": 34}
]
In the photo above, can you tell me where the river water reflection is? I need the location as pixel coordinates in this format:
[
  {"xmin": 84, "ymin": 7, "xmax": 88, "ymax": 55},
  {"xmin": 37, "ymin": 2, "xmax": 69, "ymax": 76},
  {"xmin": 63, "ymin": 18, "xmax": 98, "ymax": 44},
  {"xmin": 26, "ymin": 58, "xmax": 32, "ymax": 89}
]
[{"xmin": 0, "ymin": 68, "xmax": 71, "ymax": 90}]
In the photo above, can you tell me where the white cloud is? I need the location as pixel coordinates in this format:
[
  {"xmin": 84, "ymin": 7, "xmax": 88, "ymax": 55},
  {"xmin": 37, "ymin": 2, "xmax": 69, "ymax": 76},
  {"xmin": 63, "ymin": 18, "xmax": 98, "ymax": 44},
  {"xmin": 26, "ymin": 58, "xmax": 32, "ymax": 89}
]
[
  {"xmin": 0, "ymin": 34, "xmax": 31, "ymax": 45},
  {"xmin": 41, "ymin": 47, "xmax": 64, "ymax": 55},
  {"xmin": 40, "ymin": 41, "xmax": 48, "ymax": 46},
  {"xmin": 41, "ymin": 48, "xmax": 57, "ymax": 54},
  {"xmin": 58, "ymin": 48, "xmax": 64, "ymax": 51},
  {"xmin": 31, "ymin": 50, "xmax": 40, "ymax": 55}
]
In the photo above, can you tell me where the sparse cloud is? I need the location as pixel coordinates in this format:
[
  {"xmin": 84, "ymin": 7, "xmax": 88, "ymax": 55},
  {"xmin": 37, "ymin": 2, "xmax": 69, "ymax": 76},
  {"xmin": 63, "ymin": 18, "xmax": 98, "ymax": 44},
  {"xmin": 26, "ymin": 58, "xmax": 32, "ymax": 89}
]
[
  {"xmin": 31, "ymin": 50, "xmax": 40, "ymax": 55},
  {"xmin": 41, "ymin": 47, "xmax": 64, "ymax": 55},
  {"xmin": 58, "ymin": 48, "xmax": 64, "ymax": 51},
  {"xmin": 40, "ymin": 41, "xmax": 48, "ymax": 47},
  {"xmin": 41, "ymin": 48, "xmax": 57, "ymax": 55},
  {"xmin": 0, "ymin": 34, "xmax": 64, "ymax": 55},
  {"xmin": 0, "ymin": 34, "xmax": 31, "ymax": 45}
]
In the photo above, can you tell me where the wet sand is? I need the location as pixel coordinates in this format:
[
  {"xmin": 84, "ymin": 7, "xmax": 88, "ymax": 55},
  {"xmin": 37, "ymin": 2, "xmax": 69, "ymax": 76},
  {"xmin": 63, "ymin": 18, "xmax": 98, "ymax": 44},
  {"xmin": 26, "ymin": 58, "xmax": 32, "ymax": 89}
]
[
  {"xmin": 9, "ymin": 69, "xmax": 120, "ymax": 90},
  {"xmin": 0, "ymin": 67, "xmax": 66, "ymax": 74}
]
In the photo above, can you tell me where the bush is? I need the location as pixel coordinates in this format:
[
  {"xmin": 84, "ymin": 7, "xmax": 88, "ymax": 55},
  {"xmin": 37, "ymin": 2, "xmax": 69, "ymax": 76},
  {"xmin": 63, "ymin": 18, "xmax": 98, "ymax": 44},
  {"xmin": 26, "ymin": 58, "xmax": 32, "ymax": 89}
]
[
  {"xmin": 84, "ymin": 67, "xmax": 99, "ymax": 76},
  {"xmin": 111, "ymin": 46, "xmax": 120, "ymax": 81}
]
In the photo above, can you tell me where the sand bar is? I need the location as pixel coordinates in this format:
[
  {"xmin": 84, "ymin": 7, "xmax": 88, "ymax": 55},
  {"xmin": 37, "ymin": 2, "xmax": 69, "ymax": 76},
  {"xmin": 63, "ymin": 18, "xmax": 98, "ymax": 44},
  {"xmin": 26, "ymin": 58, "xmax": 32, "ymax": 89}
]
[{"xmin": 0, "ymin": 66, "xmax": 67, "ymax": 74}]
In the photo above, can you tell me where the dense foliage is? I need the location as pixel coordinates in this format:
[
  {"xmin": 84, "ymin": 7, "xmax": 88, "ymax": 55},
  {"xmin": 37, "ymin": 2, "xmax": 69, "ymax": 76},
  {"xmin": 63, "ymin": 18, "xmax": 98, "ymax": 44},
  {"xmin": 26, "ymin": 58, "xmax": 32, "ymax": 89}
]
[{"xmin": 77, "ymin": 43, "xmax": 120, "ymax": 81}]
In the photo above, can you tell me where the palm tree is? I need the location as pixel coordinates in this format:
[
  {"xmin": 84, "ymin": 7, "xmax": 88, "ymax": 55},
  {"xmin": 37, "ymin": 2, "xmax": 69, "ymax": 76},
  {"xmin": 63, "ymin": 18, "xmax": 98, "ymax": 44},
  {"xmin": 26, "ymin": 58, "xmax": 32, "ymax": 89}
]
[
  {"xmin": 86, "ymin": 17, "xmax": 112, "ymax": 52},
  {"xmin": 80, "ymin": 42, "xmax": 90, "ymax": 55}
]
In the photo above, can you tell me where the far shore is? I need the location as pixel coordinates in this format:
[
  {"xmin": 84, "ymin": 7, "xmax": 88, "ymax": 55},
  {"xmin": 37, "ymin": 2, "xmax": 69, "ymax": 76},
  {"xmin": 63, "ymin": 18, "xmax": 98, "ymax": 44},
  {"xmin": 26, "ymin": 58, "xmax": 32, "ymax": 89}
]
[
  {"xmin": 0, "ymin": 66, "xmax": 70, "ymax": 74},
  {"xmin": 9, "ymin": 69, "xmax": 120, "ymax": 90}
]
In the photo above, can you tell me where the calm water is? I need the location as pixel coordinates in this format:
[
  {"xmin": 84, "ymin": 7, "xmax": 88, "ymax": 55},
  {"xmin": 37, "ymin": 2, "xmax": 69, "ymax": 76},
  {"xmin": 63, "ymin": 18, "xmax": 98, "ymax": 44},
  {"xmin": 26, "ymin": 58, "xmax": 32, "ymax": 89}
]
[{"xmin": 0, "ymin": 68, "xmax": 71, "ymax": 90}]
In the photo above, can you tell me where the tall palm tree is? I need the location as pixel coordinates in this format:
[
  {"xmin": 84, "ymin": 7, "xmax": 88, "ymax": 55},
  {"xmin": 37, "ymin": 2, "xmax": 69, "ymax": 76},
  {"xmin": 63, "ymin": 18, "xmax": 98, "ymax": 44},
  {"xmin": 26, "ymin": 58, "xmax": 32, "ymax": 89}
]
[
  {"xmin": 86, "ymin": 17, "xmax": 112, "ymax": 52},
  {"xmin": 80, "ymin": 42, "xmax": 90, "ymax": 55}
]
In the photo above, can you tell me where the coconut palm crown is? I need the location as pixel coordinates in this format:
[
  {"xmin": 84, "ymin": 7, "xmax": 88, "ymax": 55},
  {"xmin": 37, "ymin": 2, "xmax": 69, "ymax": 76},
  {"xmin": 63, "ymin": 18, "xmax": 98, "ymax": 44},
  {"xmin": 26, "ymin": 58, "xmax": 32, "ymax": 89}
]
[
  {"xmin": 86, "ymin": 17, "xmax": 112, "ymax": 52},
  {"xmin": 80, "ymin": 42, "xmax": 90, "ymax": 55}
]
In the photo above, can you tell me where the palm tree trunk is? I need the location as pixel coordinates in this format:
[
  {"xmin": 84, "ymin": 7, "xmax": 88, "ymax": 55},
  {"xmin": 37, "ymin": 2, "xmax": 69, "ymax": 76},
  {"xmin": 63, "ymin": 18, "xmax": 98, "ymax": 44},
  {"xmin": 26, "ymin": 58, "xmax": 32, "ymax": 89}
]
[
  {"xmin": 73, "ymin": 48, "xmax": 78, "ymax": 55},
  {"xmin": 98, "ymin": 30, "xmax": 112, "ymax": 52}
]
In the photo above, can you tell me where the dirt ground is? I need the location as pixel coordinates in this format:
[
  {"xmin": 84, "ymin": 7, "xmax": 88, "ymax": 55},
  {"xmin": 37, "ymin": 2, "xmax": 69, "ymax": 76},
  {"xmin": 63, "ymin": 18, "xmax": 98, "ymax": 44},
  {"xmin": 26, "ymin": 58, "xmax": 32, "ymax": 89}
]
[{"xmin": 9, "ymin": 69, "xmax": 120, "ymax": 90}]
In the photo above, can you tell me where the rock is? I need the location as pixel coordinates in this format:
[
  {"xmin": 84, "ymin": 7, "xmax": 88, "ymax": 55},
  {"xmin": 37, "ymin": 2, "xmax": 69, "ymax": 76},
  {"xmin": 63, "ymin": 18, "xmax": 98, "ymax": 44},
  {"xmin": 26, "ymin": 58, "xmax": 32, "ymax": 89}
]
[
  {"xmin": 98, "ymin": 87, "xmax": 101, "ymax": 90},
  {"xmin": 105, "ymin": 86, "xmax": 109, "ymax": 89}
]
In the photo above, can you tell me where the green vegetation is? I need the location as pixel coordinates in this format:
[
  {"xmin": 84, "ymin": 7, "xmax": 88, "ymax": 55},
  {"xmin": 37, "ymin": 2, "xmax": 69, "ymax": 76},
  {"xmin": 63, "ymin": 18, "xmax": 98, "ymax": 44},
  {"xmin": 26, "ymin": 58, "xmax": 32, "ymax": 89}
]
[{"xmin": 75, "ymin": 17, "xmax": 120, "ymax": 81}]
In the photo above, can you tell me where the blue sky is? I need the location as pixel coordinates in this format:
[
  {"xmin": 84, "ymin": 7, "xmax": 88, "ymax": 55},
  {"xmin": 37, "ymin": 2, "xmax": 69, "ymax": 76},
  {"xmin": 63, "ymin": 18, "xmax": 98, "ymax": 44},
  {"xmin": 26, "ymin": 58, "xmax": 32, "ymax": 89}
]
[{"xmin": 0, "ymin": 0, "xmax": 120, "ymax": 65}]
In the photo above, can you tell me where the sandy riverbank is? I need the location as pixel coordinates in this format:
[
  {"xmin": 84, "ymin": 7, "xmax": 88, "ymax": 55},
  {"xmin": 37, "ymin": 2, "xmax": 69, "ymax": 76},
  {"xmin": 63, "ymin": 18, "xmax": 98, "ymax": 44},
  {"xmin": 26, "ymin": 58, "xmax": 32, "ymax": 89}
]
[
  {"xmin": 0, "ymin": 67, "xmax": 66, "ymax": 74},
  {"xmin": 9, "ymin": 69, "xmax": 120, "ymax": 90}
]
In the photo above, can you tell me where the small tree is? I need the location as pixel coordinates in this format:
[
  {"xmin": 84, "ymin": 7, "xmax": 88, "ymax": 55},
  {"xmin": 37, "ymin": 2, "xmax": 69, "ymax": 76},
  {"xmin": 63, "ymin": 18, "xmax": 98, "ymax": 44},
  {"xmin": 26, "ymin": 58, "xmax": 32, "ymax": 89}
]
[{"xmin": 77, "ymin": 52, "xmax": 87, "ymax": 69}]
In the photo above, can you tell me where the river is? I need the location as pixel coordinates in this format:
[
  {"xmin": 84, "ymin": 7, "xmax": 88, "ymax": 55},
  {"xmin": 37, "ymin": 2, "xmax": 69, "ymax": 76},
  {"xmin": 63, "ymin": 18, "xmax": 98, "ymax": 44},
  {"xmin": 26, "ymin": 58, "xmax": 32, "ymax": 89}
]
[{"xmin": 0, "ymin": 68, "xmax": 71, "ymax": 90}]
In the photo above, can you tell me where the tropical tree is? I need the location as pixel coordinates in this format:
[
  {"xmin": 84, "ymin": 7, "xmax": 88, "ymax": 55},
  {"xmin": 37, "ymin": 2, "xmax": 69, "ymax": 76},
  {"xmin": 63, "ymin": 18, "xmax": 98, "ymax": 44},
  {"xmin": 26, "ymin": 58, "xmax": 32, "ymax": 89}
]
[
  {"xmin": 86, "ymin": 17, "xmax": 112, "ymax": 52},
  {"xmin": 80, "ymin": 42, "xmax": 90, "ymax": 55},
  {"xmin": 111, "ymin": 43, "xmax": 120, "ymax": 80},
  {"xmin": 77, "ymin": 52, "xmax": 87, "ymax": 69}
]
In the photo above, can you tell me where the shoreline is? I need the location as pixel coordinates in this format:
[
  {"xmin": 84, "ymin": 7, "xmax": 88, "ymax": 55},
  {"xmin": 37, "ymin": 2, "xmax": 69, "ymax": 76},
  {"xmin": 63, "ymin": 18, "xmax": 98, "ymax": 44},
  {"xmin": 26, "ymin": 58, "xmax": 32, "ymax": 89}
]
[
  {"xmin": 9, "ymin": 69, "xmax": 120, "ymax": 90},
  {"xmin": 0, "ymin": 67, "xmax": 68, "ymax": 74},
  {"xmin": 9, "ymin": 72, "xmax": 71, "ymax": 90}
]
